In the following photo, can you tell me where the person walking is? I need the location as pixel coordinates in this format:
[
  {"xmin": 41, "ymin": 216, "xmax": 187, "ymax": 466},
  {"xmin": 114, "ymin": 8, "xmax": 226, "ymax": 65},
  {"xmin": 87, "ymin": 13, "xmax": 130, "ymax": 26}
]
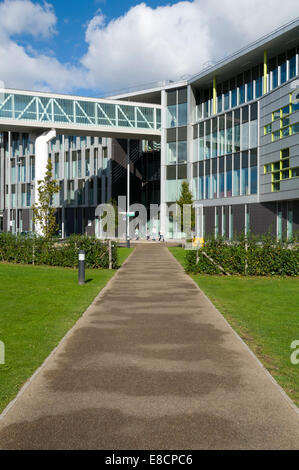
[
  {"xmin": 159, "ymin": 230, "xmax": 165, "ymax": 242},
  {"xmin": 135, "ymin": 228, "xmax": 139, "ymax": 241},
  {"xmin": 146, "ymin": 228, "xmax": 150, "ymax": 241},
  {"xmin": 152, "ymin": 226, "xmax": 157, "ymax": 241}
]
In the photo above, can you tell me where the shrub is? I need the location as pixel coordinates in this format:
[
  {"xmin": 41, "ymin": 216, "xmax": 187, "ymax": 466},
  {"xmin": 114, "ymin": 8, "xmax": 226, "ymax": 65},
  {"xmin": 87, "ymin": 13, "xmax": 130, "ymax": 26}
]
[
  {"xmin": 185, "ymin": 235, "xmax": 299, "ymax": 276},
  {"xmin": 0, "ymin": 234, "xmax": 118, "ymax": 269}
]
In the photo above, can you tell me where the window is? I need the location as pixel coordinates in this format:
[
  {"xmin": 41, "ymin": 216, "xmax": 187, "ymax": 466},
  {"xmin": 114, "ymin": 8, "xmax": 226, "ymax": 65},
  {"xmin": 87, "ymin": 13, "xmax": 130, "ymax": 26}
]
[
  {"xmin": 288, "ymin": 49, "xmax": 296, "ymax": 79},
  {"xmin": 167, "ymin": 142, "xmax": 177, "ymax": 164},
  {"xmin": 250, "ymin": 166, "xmax": 257, "ymax": 194},
  {"xmin": 211, "ymin": 118, "xmax": 217, "ymax": 157},
  {"xmin": 226, "ymin": 155, "xmax": 232, "ymax": 197},
  {"xmin": 272, "ymin": 130, "xmax": 280, "ymax": 141},
  {"xmin": 292, "ymin": 123, "xmax": 299, "ymax": 134},
  {"xmin": 241, "ymin": 106, "xmax": 249, "ymax": 150},
  {"xmin": 249, "ymin": 103, "xmax": 258, "ymax": 148},
  {"xmin": 226, "ymin": 113, "xmax": 233, "ymax": 154},
  {"xmin": 264, "ymin": 163, "xmax": 271, "ymax": 174},
  {"xmin": 205, "ymin": 121, "xmax": 211, "ymax": 159},
  {"xmin": 199, "ymin": 123, "xmax": 204, "ymax": 160},
  {"xmin": 278, "ymin": 54, "xmax": 287, "ymax": 84},
  {"xmin": 85, "ymin": 151, "xmax": 90, "ymax": 176},
  {"xmin": 273, "ymin": 110, "xmax": 280, "ymax": 121},
  {"xmin": 264, "ymin": 124, "xmax": 272, "ymax": 135},
  {"xmin": 238, "ymin": 74, "xmax": 245, "ymax": 105},
  {"xmin": 233, "ymin": 153, "xmax": 240, "ymax": 196},
  {"xmin": 167, "ymin": 105, "xmax": 177, "ymax": 128},
  {"xmin": 166, "ymin": 180, "xmax": 178, "ymax": 201},
  {"xmin": 233, "ymin": 109, "xmax": 241, "ymax": 152},
  {"xmin": 178, "ymin": 103, "xmax": 187, "ymax": 127},
  {"xmin": 241, "ymin": 152, "xmax": 249, "ymax": 195},
  {"xmin": 218, "ymin": 115, "xmax": 225, "ymax": 156}
]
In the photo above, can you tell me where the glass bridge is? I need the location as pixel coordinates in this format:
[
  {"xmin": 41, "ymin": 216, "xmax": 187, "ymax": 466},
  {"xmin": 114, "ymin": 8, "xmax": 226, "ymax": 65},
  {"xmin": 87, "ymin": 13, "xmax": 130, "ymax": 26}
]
[{"xmin": 0, "ymin": 88, "xmax": 161, "ymax": 137}]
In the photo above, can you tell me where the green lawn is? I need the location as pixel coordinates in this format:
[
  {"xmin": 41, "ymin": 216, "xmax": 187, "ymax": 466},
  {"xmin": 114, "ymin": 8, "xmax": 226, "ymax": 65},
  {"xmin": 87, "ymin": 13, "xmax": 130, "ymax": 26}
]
[
  {"xmin": 0, "ymin": 247, "xmax": 133, "ymax": 413},
  {"xmin": 169, "ymin": 247, "xmax": 299, "ymax": 407},
  {"xmin": 118, "ymin": 247, "xmax": 134, "ymax": 266}
]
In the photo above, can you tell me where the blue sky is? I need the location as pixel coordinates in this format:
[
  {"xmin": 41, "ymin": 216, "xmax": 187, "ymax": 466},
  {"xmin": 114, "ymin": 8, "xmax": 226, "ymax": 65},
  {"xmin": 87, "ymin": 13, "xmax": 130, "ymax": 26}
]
[{"xmin": 0, "ymin": 0, "xmax": 298, "ymax": 96}]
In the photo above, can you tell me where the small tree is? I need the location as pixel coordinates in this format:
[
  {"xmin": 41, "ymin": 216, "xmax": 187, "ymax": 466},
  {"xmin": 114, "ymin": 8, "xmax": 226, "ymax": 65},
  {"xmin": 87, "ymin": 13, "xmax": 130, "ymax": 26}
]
[
  {"xmin": 176, "ymin": 181, "xmax": 195, "ymax": 235},
  {"xmin": 32, "ymin": 159, "xmax": 60, "ymax": 238}
]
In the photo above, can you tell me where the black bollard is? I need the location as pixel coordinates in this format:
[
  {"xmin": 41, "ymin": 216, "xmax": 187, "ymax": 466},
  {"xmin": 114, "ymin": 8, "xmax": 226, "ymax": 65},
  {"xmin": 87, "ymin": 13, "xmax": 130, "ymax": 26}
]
[
  {"xmin": 78, "ymin": 250, "xmax": 85, "ymax": 285},
  {"xmin": 127, "ymin": 236, "xmax": 131, "ymax": 249}
]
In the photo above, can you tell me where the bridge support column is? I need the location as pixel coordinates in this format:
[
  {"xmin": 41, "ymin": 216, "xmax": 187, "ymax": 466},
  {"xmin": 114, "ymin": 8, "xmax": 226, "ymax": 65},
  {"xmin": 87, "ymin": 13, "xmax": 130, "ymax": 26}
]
[{"xmin": 33, "ymin": 129, "xmax": 56, "ymax": 235}]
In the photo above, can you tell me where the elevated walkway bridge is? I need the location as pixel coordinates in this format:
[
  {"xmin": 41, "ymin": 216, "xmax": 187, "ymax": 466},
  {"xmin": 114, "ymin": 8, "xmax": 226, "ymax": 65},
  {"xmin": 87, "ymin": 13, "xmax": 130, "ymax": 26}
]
[{"xmin": 0, "ymin": 88, "xmax": 161, "ymax": 140}]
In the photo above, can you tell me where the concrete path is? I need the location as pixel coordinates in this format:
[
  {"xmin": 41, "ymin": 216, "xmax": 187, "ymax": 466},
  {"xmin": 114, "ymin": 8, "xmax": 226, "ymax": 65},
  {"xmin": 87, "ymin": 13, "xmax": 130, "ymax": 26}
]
[{"xmin": 0, "ymin": 244, "xmax": 298, "ymax": 449}]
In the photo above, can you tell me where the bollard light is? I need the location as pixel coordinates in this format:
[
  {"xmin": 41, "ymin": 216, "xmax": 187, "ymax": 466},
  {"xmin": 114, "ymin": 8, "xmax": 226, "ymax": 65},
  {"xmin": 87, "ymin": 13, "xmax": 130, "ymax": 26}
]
[{"xmin": 78, "ymin": 250, "xmax": 85, "ymax": 285}]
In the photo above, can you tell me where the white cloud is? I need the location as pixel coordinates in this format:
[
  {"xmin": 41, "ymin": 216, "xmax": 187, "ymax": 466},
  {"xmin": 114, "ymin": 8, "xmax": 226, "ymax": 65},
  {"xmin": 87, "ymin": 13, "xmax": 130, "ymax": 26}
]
[
  {"xmin": 0, "ymin": 0, "xmax": 86, "ymax": 92},
  {"xmin": 82, "ymin": 0, "xmax": 299, "ymax": 93},
  {"xmin": 0, "ymin": 0, "xmax": 56, "ymax": 40}
]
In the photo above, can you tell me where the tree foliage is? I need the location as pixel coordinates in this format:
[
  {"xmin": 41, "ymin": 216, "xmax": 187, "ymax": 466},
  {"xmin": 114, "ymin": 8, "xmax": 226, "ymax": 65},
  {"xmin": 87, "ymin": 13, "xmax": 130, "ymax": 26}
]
[
  {"xmin": 32, "ymin": 159, "xmax": 60, "ymax": 239},
  {"xmin": 176, "ymin": 181, "xmax": 195, "ymax": 233}
]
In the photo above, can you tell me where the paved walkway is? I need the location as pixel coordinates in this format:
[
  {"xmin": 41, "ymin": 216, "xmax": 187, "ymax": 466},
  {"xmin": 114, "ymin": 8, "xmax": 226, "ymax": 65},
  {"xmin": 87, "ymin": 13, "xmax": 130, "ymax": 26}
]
[{"xmin": 0, "ymin": 245, "xmax": 298, "ymax": 449}]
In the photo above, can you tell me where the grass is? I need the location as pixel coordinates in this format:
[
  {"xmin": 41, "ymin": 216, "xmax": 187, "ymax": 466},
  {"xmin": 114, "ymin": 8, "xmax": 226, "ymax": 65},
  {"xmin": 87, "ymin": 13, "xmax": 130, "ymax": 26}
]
[
  {"xmin": 0, "ymin": 247, "xmax": 133, "ymax": 413},
  {"xmin": 118, "ymin": 247, "xmax": 134, "ymax": 266},
  {"xmin": 169, "ymin": 247, "xmax": 299, "ymax": 407}
]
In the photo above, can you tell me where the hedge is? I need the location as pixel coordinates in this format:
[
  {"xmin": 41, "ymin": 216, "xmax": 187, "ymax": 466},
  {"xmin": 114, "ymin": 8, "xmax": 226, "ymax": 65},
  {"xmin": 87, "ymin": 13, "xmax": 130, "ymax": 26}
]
[
  {"xmin": 0, "ymin": 234, "xmax": 118, "ymax": 269},
  {"xmin": 186, "ymin": 236, "xmax": 299, "ymax": 276}
]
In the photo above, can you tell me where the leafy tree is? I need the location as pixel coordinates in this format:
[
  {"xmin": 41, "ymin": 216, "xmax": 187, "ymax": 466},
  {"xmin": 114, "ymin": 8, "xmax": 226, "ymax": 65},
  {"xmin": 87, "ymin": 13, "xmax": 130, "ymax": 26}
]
[
  {"xmin": 32, "ymin": 159, "xmax": 60, "ymax": 239},
  {"xmin": 176, "ymin": 181, "xmax": 195, "ymax": 234}
]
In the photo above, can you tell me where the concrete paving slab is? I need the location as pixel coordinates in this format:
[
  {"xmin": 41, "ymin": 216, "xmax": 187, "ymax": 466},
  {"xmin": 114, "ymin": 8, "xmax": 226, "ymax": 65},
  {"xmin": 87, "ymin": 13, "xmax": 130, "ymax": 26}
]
[{"xmin": 0, "ymin": 244, "xmax": 298, "ymax": 449}]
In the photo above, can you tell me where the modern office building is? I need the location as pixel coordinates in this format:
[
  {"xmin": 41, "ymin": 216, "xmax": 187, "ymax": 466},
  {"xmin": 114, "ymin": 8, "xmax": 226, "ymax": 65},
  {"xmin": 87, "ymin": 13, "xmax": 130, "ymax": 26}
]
[{"xmin": 0, "ymin": 18, "xmax": 299, "ymax": 239}]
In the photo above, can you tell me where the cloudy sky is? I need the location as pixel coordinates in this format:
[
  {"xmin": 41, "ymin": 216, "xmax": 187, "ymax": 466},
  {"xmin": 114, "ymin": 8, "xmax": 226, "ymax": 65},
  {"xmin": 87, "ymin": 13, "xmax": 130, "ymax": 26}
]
[{"xmin": 0, "ymin": 0, "xmax": 298, "ymax": 96}]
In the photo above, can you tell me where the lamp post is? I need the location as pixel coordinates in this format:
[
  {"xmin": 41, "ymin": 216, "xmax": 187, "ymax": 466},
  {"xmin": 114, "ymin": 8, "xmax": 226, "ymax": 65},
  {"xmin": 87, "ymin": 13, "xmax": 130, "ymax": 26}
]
[
  {"xmin": 127, "ymin": 139, "xmax": 130, "ymax": 248},
  {"xmin": 16, "ymin": 158, "xmax": 22, "ymax": 234},
  {"xmin": 78, "ymin": 250, "xmax": 85, "ymax": 285}
]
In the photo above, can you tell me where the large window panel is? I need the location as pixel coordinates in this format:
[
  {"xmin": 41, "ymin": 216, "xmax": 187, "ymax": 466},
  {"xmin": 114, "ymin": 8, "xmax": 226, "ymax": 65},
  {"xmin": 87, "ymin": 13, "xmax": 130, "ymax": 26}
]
[
  {"xmin": 205, "ymin": 121, "xmax": 211, "ymax": 160},
  {"xmin": 223, "ymin": 81, "xmax": 230, "ymax": 110},
  {"xmin": 178, "ymin": 141, "xmax": 187, "ymax": 163},
  {"xmin": 199, "ymin": 122, "xmax": 204, "ymax": 161},
  {"xmin": 226, "ymin": 112, "xmax": 233, "ymax": 154},
  {"xmin": 241, "ymin": 152, "xmax": 249, "ymax": 196},
  {"xmin": 278, "ymin": 54, "xmax": 287, "ymax": 84},
  {"xmin": 233, "ymin": 109, "xmax": 241, "ymax": 152},
  {"xmin": 218, "ymin": 115, "xmax": 225, "ymax": 156},
  {"xmin": 249, "ymin": 102, "xmax": 258, "ymax": 149},
  {"xmin": 250, "ymin": 166, "xmax": 257, "ymax": 194},
  {"xmin": 288, "ymin": 49, "xmax": 296, "ymax": 79},
  {"xmin": 226, "ymin": 155, "xmax": 232, "ymax": 197},
  {"xmin": 198, "ymin": 176, "xmax": 204, "ymax": 200},
  {"xmin": 238, "ymin": 74, "xmax": 245, "ymax": 105},
  {"xmin": 233, "ymin": 153, "xmax": 240, "ymax": 196},
  {"xmin": 217, "ymin": 84, "xmax": 223, "ymax": 113},
  {"xmin": 193, "ymin": 138, "xmax": 199, "ymax": 162},
  {"xmin": 212, "ymin": 118, "xmax": 217, "ymax": 158},
  {"xmin": 245, "ymin": 70, "xmax": 253, "ymax": 102},
  {"xmin": 167, "ymin": 142, "xmax": 177, "ymax": 164},
  {"xmin": 167, "ymin": 105, "xmax": 177, "ymax": 128},
  {"xmin": 178, "ymin": 102, "xmax": 187, "ymax": 127},
  {"xmin": 241, "ymin": 106, "xmax": 249, "ymax": 151},
  {"xmin": 230, "ymin": 78, "xmax": 237, "ymax": 108},
  {"xmin": 269, "ymin": 56, "xmax": 278, "ymax": 90}
]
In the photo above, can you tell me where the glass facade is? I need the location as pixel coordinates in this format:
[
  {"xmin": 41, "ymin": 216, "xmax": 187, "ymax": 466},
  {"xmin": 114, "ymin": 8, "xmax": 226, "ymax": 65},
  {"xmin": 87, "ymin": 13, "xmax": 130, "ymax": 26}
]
[{"xmin": 192, "ymin": 102, "xmax": 258, "ymax": 201}]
